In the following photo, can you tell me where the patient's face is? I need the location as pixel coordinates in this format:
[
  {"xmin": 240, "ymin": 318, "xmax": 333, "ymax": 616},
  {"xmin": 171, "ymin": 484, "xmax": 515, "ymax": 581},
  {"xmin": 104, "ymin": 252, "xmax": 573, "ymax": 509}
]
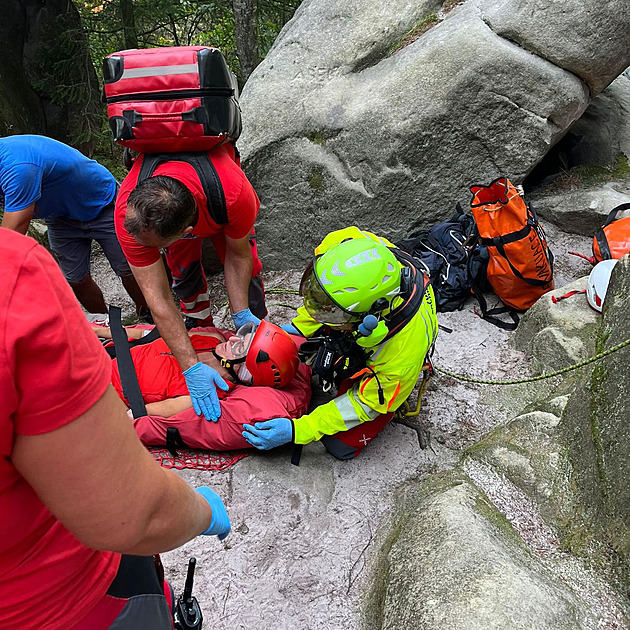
[{"xmin": 215, "ymin": 332, "xmax": 254, "ymax": 360}]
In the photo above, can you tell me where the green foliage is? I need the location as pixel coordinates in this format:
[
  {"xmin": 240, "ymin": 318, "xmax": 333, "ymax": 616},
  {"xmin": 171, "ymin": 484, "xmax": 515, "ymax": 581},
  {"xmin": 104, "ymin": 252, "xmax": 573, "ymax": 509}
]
[
  {"xmin": 75, "ymin": 0, "xmax": 300, "ymax": 84},
  {"xmin": 307, "ymin": 130, "xmax": 328, "ymax": 146},
  {"xmin": 308, "ymin": 166, "xmax": 326, "ymax": 195},
  {"xmin": 389, "ymin": 13, "xmax": 438, "ymax": 55},
  {"xmin": 71, "ymin": 0, "xmax": 301, "ymax": 155},
  {"xmin": 29, "ymin": 10, "xmax": 102, "ymax": 148},
  {"xmin": 611, "ymin": 153, "xmax": 630, "ymax": 179},
  {"xmin": 549, "ymin": 153, "xmax": 630, "ymax": 192}
]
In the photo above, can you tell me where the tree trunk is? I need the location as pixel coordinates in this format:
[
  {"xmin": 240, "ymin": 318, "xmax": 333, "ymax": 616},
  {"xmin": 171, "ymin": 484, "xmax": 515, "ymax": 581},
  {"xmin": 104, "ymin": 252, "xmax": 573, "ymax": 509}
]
[
  {"xmin": 232, "ymin": 0, "xmax": 260, "ymax": 85},
  {"xmin": 0, "ymin": 0, "xmax": 101, "ymax": 153},
  {"xmin": 0, "ymin": 0, "xmax": 47, "ymax": 135},
  {"xmin": 119, "ymin": 0, "xmax": 139, "ymax": 50}
]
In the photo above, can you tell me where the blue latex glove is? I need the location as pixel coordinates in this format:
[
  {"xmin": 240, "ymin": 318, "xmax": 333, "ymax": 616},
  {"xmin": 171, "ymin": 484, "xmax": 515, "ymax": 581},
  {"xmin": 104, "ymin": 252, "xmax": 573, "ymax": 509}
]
[
  {"xmin": 242, "ymin": 417, "xmax": 293, "ymax": 450},
  {"xmin": 281, "ymin": 323, "xmax": 300, "ymax": 336},
  {"xmin": 196, "ymin": 486, "xmax": 231, "ymax": 540},
  {"xmin": 183, "ymin": 362, "xmax": 229, "ymax": 422},
  {"xmin": 231, "ymin": 308, "xmax": 261, "ymax": 329}
]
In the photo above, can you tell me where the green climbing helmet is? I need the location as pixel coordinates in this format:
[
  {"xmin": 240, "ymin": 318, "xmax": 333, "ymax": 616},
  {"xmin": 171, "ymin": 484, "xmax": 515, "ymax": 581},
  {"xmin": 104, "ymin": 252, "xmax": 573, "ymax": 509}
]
[{"xmin": 300, "ymin": 238, "xmax": 402, "ymax": 324}]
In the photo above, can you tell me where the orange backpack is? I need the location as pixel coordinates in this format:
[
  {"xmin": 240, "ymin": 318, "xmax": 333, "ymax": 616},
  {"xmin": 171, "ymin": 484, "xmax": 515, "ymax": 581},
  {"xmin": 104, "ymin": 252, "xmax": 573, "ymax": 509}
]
[
  {"xmin": 470, "ymin": 177, "xmax": 554, "ymax": 312},
  {"xmin": 593, "ymin": 203, "xmax": 630, "ymax": 263}
]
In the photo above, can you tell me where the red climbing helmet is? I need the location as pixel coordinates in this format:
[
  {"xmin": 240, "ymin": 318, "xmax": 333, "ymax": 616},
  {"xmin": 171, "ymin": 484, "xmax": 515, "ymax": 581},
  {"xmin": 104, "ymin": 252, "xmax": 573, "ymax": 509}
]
[{"xmin": 245, "ymin": 320, "xmax": 299, "ymax": 388}]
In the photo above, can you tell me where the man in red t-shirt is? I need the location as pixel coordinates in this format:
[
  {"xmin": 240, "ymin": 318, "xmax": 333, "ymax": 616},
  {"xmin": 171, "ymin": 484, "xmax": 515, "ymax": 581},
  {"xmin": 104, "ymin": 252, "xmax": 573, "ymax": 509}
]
[
  {"xmin": 115, "ymin": 143, "xmax": 266, "ymax": 424},
  {"xmin": 0, "ymin": 228, "xmax": 230, "ymax": 630}
]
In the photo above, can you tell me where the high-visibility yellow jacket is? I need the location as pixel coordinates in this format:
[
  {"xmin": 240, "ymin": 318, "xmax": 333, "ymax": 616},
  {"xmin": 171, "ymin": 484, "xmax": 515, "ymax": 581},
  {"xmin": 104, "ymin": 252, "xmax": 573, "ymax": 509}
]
[{"xmin": 290, "ymin": 227, "xmax": 438, "ymax": 444}]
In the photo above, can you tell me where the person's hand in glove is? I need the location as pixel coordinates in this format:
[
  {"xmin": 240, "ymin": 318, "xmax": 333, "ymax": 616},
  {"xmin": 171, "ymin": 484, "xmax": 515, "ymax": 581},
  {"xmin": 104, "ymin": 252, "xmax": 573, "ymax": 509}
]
[
  {"xmin": 231, "ymin": 308, "xmax": 261, "ymax": 330},
  {"xmin": 183, "ymin": 362, "xmax": 229, "ymax": 422},
  {"xmin": 281, "ymin": 323, "xmax": 300, "ymax": 336},
  {"xmin": 196, "ymin": 486, "xmax": 231, "ymax": 540},
  {"xmin": 242, "ymin": 417, "xmax": 294, "ymax": 450}
]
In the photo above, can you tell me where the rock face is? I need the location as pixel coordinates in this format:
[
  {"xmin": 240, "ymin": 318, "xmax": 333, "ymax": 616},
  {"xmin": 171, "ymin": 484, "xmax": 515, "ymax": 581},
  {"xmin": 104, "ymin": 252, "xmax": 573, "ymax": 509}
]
[
  {"xmin": 556, "ymin": 72, "xmax": 630, "ymax": 169},
  {"xmin": 512, "ymin": 277, "xmax": 600, "ymax": 371},
  {"xmin": 239, "ymin": 0, "xmax": 630, "ymax": 269},
  {"xmin": 529, "ymin": 182, "xmax": 630, "ymax": 237},
  {"xmin": 562, "ymin": 256, "xmax": 630, "ymax": 584},
  {"xmin": 367, "ymin": 258, "xmax": 630, "ymax": 628},
  {"xmin": 375, "ymin": 473, "xmax": 586, "ymax": 630}
]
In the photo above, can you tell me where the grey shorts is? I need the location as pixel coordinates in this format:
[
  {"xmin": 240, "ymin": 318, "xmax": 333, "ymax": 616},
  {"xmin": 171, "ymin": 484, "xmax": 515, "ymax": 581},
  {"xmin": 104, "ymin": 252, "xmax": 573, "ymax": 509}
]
[{"xmin": 46, "ymin": 200, "xmax": 131, "ymax": 283}]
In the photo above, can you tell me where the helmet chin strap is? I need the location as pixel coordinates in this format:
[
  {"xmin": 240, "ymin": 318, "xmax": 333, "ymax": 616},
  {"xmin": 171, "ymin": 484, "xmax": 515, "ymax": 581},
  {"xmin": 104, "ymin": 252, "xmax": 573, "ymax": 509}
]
[{"xmin": 212, "ymin": 349, "xmax": 248, "ymax": 385}]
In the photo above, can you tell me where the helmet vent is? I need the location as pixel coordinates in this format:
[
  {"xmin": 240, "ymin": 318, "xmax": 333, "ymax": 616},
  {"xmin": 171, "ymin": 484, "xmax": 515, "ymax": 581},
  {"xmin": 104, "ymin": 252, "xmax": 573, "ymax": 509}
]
[{"xmin": 256, "ymin": 349, "xmax": 270, "ymax": 363}]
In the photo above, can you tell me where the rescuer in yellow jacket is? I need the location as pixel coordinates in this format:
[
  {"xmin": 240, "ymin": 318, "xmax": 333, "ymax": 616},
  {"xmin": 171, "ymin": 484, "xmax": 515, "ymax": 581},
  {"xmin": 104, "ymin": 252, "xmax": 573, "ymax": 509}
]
[{"xmin": 243, "ymin": 227, "xmax": 438, "ymax": 459}]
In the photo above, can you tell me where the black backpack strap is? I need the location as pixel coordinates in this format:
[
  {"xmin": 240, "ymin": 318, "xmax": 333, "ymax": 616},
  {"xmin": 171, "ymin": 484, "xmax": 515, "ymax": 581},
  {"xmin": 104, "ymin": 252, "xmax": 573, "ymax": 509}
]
[
  {"xmin": 383, "ymin": 250, "xmax": 429, "ymax": 341},
  {"xmin": 471, "ymin": 287, "xmax": 519, "ymax": 331},
  {"xmin": 602, "ymin": 202, "xmax": 630, "ymax": 227},
  {"xmin": 595, "ymin": 202, "xmax": 630, "ymax": 260},
  {"xmin": 109, "ymin": 306, "xmax": 148, "ymax": 418},
  {"xmin": 479, "ymin": 204, "xmax": 553, "ymax": 288},
  {"xmin": 467, "ymin": 248, "xmax": 519, "ymax": 331},
  {"xmin": 594, "ymin": 228, "xmax": 612, "ymax": 260},
  {"xmin": 137, "ymin": 152, "xmax": 228, "ymax": 225},
  {"xmin": 105, "ymin": 326, "xmax": 160, "ymax": 359},
  {"xmin": 166, "ymin": 427, "xmax": 188, "ymax": 458},
  {"xmin": 128, "ymin": 326, "xmax": 161, "ymax": 348}
]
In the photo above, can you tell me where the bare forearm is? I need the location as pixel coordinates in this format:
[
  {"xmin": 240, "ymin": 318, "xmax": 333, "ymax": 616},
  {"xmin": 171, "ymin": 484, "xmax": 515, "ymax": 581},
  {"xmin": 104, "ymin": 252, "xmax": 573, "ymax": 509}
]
[
  {"xmin": 149, "ymin": 296, "xmax": 198, "ymax": 370},
  {"xmin": 13, "ymin": 387, "xmax": 213, "ymax": 555},
  {"xmin": 224, "ymin": 250, "xmax": 252, "ymax": 314},
  {"xmin": 145, "ymin": 396, "xmax": 192, "ymax": 418},
  {"xmin": 1, "ymin": 210, "xmax": 32, "ymax": 234},
  {"xmin": 114, "ymin": 466, "xmax": 212, "ymax": 555},
  {"xmin": 132, "ymin": 262, "xmax": 198, "ymax": 370}
]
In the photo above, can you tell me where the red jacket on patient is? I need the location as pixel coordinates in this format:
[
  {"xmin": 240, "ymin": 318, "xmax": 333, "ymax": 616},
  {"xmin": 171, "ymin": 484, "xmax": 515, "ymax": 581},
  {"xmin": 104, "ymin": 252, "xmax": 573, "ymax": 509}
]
[
  {"xmin": 110, "ymin": 334, "xmax": 233, "ymax": 406},
  {"xmin": 108, "ymin": 328, "xmax": 312, "ymax": 451},
  {"xmin": 133, "ymin": 362, "xmax": 312, "ymax": 451}
]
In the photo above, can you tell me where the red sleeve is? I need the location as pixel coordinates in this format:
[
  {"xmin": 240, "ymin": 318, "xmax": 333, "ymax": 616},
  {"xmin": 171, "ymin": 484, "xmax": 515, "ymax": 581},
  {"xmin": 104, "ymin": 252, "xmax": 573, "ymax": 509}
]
[
  {"xmin": 9, "ymin": 243, "xmax": 111, "ymax": 434},
  {"xmin": 114, "ymin": 164, "xmax": 161, "ymax": 268}
]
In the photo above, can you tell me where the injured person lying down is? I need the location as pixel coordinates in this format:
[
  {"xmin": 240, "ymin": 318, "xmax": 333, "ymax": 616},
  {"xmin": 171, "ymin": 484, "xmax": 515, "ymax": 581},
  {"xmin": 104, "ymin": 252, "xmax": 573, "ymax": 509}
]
[{"xmin": 93, "ymin": 321, "xmax": 312, "ymax": 451}]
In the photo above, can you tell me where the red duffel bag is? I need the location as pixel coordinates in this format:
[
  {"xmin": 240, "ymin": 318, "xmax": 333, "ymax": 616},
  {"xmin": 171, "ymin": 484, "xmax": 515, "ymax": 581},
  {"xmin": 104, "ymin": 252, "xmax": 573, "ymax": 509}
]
[{"xmin": 103, "ymin": 46, "xmax": 241, "ymax": 153}]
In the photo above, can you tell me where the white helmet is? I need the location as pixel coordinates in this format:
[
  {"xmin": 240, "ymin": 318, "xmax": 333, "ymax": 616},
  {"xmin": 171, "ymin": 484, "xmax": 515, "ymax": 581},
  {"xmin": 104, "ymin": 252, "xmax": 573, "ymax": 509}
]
[{"xmin": 586, "ymin": 259, "xmax": 619, "ymax": 312}]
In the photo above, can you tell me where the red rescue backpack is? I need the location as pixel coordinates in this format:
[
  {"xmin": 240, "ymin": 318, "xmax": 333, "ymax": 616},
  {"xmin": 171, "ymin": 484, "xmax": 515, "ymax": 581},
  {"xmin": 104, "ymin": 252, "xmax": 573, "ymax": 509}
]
[
  {"xmin": 103, "ymin": 46, "xmax": 241, "ymax": 153},
  {"xmin": 469, "ymin": 177, "xmax": 554, "ymax": 328},
  {"xmin": 592, "ymin": 202, "xmax": 630, "ymax": 263}
]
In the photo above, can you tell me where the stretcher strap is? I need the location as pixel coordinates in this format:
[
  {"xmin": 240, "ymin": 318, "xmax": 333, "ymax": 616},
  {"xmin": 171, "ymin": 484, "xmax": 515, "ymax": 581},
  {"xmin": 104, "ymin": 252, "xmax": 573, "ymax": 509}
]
[{"xmin": 109, "ymin": 305, "xmax": 147, "ymax": 418}]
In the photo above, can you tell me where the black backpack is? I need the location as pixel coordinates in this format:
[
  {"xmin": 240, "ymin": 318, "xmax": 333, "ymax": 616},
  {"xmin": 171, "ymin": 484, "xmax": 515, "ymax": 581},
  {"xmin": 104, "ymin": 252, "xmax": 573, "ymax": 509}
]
[{"xmin": 396, "ymin": 204, "xmax": 477, "ymax": 312}]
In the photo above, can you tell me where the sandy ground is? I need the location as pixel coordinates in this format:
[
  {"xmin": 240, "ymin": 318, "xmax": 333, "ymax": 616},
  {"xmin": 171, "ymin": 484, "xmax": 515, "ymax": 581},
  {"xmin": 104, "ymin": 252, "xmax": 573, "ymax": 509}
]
[{"xmin": 87, "ymin": 222, "xmax": 593, "ymax": 629}]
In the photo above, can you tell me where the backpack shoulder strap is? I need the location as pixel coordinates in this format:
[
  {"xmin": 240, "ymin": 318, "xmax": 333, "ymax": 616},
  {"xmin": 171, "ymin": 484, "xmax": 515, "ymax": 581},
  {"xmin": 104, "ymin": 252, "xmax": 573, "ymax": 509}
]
[
  {"xmin": 467, "ymin": 248, "xmax": 519, "ymax": 331},
  {"xmin": 383, "ymin": 249, "xmax": 430, "ymax": 341},
  {"xmin": 594, "ymin": 227, "xmax": 612, "ymax": 260},
  {"xmin": 137, "ymin": 152, "xmax": 228, "ymax": 225}
]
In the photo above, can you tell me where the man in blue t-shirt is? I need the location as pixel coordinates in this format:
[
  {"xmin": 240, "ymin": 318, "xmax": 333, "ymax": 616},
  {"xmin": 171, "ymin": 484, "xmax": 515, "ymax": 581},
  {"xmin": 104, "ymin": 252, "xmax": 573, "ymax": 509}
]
[{"xmin": 0, "ymin": 135, "xmax": 146, "ymax": 315}]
